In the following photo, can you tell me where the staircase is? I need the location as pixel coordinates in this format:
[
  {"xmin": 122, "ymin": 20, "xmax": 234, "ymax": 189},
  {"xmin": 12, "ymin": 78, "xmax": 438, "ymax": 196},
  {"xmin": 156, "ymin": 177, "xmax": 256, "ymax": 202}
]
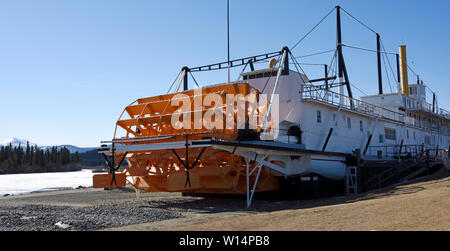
[{"xmin": 364, "ymin": 160, "xmax": 434, "ymax": 191}]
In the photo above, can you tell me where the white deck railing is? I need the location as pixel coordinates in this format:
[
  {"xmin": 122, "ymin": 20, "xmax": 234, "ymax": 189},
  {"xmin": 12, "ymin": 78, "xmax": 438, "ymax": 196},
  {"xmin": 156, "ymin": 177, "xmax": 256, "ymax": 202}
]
[{"xmin": 302, "ymin": 85, "xmax": 449, "ymax": 136}]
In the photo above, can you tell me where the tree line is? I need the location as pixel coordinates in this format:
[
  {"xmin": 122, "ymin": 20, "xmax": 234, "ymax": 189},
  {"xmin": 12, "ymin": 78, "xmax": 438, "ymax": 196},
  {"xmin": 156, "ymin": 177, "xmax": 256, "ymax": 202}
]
[{"xmin": 0, "ymin": 142, "xmax": 82, "ymax": 174}]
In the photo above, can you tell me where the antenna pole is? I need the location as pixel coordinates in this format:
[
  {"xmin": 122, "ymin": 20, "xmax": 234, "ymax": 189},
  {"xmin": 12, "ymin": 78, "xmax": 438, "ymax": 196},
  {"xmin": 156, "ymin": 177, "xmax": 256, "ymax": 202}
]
[{"xmin": 227, "ymin": 0, "xmax": 231, "ymax": 84}]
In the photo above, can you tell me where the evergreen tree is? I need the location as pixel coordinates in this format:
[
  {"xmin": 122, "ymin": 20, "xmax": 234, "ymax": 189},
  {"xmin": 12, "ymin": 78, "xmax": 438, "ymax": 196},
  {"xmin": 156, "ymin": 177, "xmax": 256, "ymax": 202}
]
[{"xmin": 0, "ymin": 144, "xmax": 82, "ymax": 174}]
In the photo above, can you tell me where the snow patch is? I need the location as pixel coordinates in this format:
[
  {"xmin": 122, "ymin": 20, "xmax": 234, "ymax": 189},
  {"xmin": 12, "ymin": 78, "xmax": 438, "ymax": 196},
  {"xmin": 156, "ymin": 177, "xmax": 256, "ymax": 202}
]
[{"xmin": 0, "ymin": 169, "xmax": 94, "ymax": 197}]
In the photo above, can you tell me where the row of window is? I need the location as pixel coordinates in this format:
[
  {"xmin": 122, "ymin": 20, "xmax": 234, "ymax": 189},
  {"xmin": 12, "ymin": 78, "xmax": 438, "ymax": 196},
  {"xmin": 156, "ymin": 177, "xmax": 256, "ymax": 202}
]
[
  {"xmin": 316, "ymin": 109, "xmax": 437, "ymax": 144},
  {"xmin": 318, "ymin": 108, "xmax": 449, "ymax": 133},
  {"xmin": 316, "ymin": 110, "xmax": 364, "ymax": 132},
  {"xmin": 379, "ymin": 133, "xmax": 435, "ymax": 144},
  {"xmin": 406, "ymin": 111, "xmax": 449, "ymax": 131}
]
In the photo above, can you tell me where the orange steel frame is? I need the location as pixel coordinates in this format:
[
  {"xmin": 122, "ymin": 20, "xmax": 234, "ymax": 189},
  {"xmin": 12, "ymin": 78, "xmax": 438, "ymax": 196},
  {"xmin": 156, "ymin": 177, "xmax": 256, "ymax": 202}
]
[{"xmin": 93, "ymin": 82, "xmax": 280, "ymax": 194}]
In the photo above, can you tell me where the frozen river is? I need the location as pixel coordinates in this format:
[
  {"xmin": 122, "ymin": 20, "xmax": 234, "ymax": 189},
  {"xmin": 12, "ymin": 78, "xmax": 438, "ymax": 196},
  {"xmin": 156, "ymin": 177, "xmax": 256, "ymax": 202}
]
[{"xmin": 0, "ymin": 170, "xmax": 94, "ymax": 197}]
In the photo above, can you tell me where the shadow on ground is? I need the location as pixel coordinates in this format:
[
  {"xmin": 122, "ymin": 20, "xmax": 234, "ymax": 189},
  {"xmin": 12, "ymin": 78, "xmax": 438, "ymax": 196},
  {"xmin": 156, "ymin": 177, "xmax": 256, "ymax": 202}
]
[{"xmin": 138, "ymin": 169, "xmax": 449, "ymax": 214}]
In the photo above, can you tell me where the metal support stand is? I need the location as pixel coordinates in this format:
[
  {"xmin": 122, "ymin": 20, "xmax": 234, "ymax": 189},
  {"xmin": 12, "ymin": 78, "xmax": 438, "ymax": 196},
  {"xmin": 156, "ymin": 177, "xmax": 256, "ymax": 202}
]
[
  {"xmin": 246, "ymin": 162, "xmax": 263, "ymax": 208},
  {"xmin": 135, "ymin": 187, "xmax": 140, "ymax": 200},
  {"xmin": 246, "ymin": 152, "xmax": 271, "ymax": 208},
  {"xmin": 171, "ymin": 146, "xmax": 207, "ymax": 189}
]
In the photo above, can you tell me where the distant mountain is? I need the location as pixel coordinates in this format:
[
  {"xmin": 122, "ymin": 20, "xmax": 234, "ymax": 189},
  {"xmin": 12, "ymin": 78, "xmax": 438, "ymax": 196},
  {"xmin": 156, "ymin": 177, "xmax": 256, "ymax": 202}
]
[
  {"xmin": 1, "ymin": 137, "xmax": 95, "ymax": 154},
  {"xmin": 40, "ymin": 145, "xmax": 96, "ymax": 154},
  {"xmin": 1, "ymin": 137, "xmax": 38, "ymax": 148}
]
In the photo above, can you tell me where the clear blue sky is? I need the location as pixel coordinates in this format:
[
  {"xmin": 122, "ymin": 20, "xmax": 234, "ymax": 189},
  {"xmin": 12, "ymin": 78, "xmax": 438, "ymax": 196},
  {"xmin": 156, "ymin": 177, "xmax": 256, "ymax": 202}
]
[{"xmin": 1, "ymin": 0, "xmax": 449, "ymax": 147}]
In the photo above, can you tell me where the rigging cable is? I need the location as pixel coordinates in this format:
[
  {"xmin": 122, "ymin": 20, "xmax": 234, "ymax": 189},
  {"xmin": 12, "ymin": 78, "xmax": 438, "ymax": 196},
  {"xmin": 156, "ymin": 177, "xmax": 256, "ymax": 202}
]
[
  {"xmin": 261, "ymin": 53, "xmax": 282, "ymax": 93},
  {"xmin": 340, "ymin": 7, "xmax": 377, "ymax": 35},
  {"xmin": 289, "ymin": 52, "xmax": 308, "ymax": 82},
  {"xmin": 291, "ymin": 6, "xmax": 336, "ymax": 51},
  {"xmin": 381, "ymin": 48, "xmax": 393, "ymax": 93},
  {"xmin": 350, "ymin": 82, "xmax": 369, "ymax": 96},
  {"xmin": 324, "ymin": 50, "xmax": 338, "ymax": 88},
  {"xmin": 290, "ymin": 53, "xmax": 309, "ymax": 80},
  {"xmin": 294, "ymin": 62, "xmax": 327, "ymax": 66},
  {"xmin": 380, "ymin": 40, "xmax": 399, "ymax": 87},
  {"xmin": 235, "ymin": 59, "xmax": 250, "ymax": 82},
  {"xmin": 327, "ymin": 50, "xmax": 338, "ymax": 88},
  {"xmin": 188, "ymin": 71, "xmax": 201, "ymax": 88},
  {"xmin": 342, "ymin": 44, "xmax": 397, "ymax": 55},
  {"xmin": 295, "ymin": 49, "xmax": 336, "ymax": 59},
  {"xmin": 166, "ymin": 70, "xmax": 183, "ymax": 94}
]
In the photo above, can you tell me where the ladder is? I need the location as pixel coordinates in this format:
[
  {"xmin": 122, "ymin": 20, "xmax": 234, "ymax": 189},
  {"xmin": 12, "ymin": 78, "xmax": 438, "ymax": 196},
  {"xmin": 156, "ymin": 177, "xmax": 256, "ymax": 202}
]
[{"xmin": 346, "ymin": 166, "xmax": 358, "ymax": 195}]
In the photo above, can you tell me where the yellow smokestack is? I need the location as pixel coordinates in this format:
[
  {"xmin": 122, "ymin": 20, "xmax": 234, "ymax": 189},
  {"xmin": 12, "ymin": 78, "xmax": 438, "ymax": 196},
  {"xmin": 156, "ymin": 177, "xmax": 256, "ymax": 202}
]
[{"xmin": 399, "ymin": 45, "xmax": 409, "ymax": 96}]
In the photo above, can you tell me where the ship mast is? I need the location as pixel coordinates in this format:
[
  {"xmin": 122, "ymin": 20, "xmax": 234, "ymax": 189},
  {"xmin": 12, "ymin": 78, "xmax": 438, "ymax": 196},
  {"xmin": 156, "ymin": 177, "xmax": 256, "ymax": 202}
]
[{"xmin": 336, "ymin": 6, "xmax": 353, "ymax": 107}]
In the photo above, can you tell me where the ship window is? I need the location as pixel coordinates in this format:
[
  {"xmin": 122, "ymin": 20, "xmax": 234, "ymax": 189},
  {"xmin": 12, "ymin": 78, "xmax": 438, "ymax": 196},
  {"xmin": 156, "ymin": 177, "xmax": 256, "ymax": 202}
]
[
  {"xmin": 385, "ymin": 128, "xmax": 396, "ymax": 141},
  {"xmin": 347, "ymin": 117, "xmax": 351, "ymax": 129},
  {"xmin": 413, "ymin": 131, "xmax": 416, "ymax": 140},
  {"xmin": 379, "ymin": 135, "xmax": 384, "ymax": 143},
  {"xmin": 317, "ymin": 110, "xmax": 322, "ymax": 123},
  {"xmin": 360, "ymin": 120, "xmax": 363, "ymax": 132}
]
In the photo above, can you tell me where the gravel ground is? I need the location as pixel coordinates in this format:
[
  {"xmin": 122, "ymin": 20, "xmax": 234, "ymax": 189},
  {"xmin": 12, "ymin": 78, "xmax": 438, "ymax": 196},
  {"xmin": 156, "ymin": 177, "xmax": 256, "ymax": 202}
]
[
  {"xmin": 0, "ymin": 188, "xmax": 185, "ymax": 231},
  {"xmin": 0, "ymin": 204, "xmax": 182, "ymax": 231}
]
